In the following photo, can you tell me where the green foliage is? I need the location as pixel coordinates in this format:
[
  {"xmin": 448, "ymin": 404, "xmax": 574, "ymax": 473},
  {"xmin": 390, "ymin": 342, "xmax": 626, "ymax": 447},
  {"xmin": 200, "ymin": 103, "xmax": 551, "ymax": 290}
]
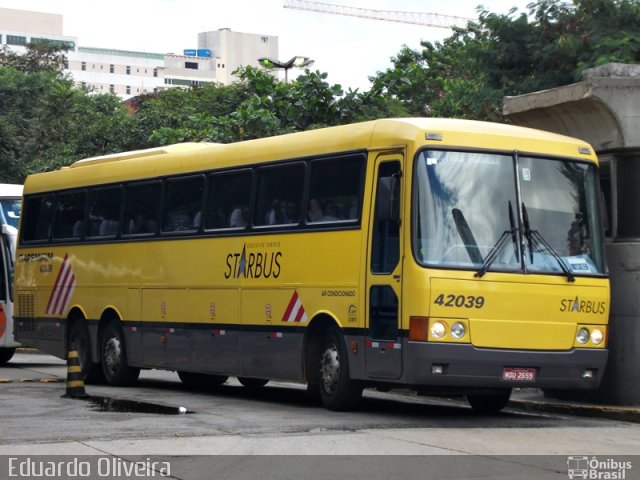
[
  {"xmin": 138, "ymin": 65, "xmax": 408, "ymax": 146},
  {"xmin": 0, "ymin": 45, "xmax": 407, "ymax": 181},
  {"xmin": 6, "ymin": 0, "xmax": 638, "ymax": 181},
  {"xmin": 0, "ymin": 40, "xmax": 68, "ymax": 74},
  {"xmin": 0, "ymin": 44, "xmax": 137, "ymax": 182},
  {"xmin": 370, "ymin": 0, "xmax": 640, "ymax": 121}
]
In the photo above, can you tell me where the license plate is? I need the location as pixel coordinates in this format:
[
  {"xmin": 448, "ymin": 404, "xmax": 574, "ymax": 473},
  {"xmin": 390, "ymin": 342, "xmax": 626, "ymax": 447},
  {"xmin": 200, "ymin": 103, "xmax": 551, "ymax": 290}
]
[{"xmin": 502, "ymin": 367, "xmax": 536, "ymax": 382}]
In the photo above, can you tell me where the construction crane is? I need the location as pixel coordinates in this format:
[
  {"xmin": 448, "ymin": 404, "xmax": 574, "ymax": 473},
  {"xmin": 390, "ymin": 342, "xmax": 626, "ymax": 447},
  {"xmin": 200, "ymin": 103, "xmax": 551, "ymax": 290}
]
[{"xmin": 283, "ymin": 0, "xmax": 472, "ymax": 29}]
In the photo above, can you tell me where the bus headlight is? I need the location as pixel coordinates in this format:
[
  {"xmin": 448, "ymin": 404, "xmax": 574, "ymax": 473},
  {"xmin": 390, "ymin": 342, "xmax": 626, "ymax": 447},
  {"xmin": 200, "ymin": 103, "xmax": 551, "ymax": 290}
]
[
  {"xmin": 590, "ymin": 328, "xmax": 604, "ymax": 345},
  {"xmin": 430, "ymin": 321, "xmax": 446, "ymax": 339},
  {"xmin": 576, "ymin": 327, "xmax": 590, "ymax": 344},
  {"xmin": 451, "ymin": 322, "xmax": 466, "ymax": 339}
]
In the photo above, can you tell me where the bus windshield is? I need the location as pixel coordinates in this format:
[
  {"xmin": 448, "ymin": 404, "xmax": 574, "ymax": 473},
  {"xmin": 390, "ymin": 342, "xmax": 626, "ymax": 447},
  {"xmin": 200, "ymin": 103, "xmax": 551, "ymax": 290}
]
[
  {"xmin": 0, "ymin": 198, "xmax": 21, "ymax": 229},
  {"xmin": 413, "ymin": 150, "xmax": 605, "ymax": 276}
]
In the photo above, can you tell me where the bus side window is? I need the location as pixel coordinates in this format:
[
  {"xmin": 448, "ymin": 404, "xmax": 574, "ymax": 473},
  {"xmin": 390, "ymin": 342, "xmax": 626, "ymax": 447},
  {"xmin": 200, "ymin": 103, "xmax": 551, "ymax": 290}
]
[
  {"xmin": 123, "ymin": 182, "xmax": 161, "ymax": 235},
  {"xmin": 22, "ymin": 195, "xmax": 55, "ymax": 242},
  {"xmin": 206, "ymin": 170, "xmax": 252, "ymax": 230},
  {"xmin": 52, "ymin": 191, "xmax": 86, "ymax": 241},
  {"xmin": 163, "ymin": 176, "xmax": 204, "ymax": 233},
  {"xmin": 87, "ymin": 187, "xmax": 122, "ymax": 238},
  {"xmin": 307, "ymin": 154, "xmax": 364, "ymax": 224},
  {"xmin": 255, "ymin": 163, "xmax": 304, "ymax": 227}
]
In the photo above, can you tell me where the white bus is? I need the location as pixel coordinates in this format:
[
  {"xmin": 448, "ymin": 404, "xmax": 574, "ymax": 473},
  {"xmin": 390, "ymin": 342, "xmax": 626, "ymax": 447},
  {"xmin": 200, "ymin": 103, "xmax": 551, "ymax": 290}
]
[{"xmin": 0, "ymin": 184, "xmax": 23, "ymax": 364}]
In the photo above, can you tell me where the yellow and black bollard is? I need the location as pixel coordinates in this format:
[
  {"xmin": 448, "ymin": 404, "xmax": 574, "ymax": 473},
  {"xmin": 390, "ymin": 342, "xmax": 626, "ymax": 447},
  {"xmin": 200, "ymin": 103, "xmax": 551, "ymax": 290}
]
[{"xmin": 63, "ymin": 343, "xmax": 88, "ymax": 398}]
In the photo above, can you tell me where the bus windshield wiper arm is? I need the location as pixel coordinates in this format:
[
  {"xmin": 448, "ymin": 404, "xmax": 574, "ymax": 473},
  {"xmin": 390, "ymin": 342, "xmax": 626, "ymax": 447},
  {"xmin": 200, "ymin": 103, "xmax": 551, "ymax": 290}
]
[
  {"xmin": 476, "ymin": 201, "xmax": 518, "ymax": 278},
  {"xmin": 475, "ymin": 228, "xmax": 517, "ymax": 278},
  {"xmin": 522, "ymin": 203, "xmax": 575, "ymax": 283}
]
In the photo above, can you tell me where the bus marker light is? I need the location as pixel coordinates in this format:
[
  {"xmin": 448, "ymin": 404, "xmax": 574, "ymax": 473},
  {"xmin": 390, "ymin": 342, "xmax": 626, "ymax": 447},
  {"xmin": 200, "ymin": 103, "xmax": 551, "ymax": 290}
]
[
  {"xmin": 578, "ymin": 146, "xmax": 592, "ymax": 155},
  {"xmin": 583, "ymin": 369, "xmax": 595, "ymax": 379},
  {"xmin": 409, "ymin": 316, "xmax": 429, "ymax": 341},
  {"xmin": 432, "ymin": 365, "xmax": 444, "ymax": 375},
  {"xmin": 350, "ymin": 341, "xmax": 358, "ymax": 353}
]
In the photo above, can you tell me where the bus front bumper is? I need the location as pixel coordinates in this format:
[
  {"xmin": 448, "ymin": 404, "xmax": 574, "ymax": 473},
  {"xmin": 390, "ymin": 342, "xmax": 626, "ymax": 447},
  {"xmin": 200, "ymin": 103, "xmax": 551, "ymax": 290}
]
[{"xmin": 403, "ymin": 342, "xmax": 608, "ymax": 390}]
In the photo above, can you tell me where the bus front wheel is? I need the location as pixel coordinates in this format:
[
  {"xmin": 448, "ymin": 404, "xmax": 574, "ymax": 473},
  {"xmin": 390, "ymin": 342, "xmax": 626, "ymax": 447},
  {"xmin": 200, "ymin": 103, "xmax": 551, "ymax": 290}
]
[
  {"xmin": 101, "ymin": 320, "xmax": 140, "ymax": 386},
  {"xmin": 467, "ymin": 390, "xmax": 511, "ymax": 414},
  {"xmin": 317, "ymin": 327, "xmax": 362, "ymax": 411},
  {"xmin": 0, "ymin": 347, "xmax": 15, "ymax": 365}
]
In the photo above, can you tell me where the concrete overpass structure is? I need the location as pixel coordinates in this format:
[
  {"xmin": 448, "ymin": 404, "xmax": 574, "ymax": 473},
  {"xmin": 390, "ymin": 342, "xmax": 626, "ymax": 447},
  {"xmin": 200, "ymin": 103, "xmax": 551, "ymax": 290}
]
[{"xmin": 504, "ymin": 63, "xmax": 640, "ymax": 405}]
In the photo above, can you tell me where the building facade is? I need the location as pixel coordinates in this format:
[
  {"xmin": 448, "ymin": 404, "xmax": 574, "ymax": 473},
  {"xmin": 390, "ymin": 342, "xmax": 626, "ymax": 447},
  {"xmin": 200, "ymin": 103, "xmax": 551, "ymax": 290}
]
[
  {"xmin": 198, "ymin": 28, "xmax": 278, "ymax": 85},
  {"xmin": 0, "ymin": 7, "xmax": 278, "ymax": 99}
]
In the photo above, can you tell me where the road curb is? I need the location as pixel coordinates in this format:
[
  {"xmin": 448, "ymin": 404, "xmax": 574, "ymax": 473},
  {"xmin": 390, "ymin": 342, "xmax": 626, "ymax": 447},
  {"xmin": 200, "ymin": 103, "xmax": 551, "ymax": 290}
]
[
  {"xmin": 16, "ymin": 348, "xmax": 41, "ymax": 354},
  {"xmin": 508, "ymin": 396, "xmax": 640, "ymax": 423}
]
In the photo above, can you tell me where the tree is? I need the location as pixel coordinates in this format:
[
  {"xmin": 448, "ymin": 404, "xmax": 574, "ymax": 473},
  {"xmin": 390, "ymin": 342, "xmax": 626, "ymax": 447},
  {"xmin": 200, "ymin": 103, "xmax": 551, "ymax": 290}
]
[
  {"xmin": 370, "ymin": 0, "xmax": 640, "ymax": 121},
  {"xmin": 0, "ymin": 40, "xmax": 68, "ymax": 74},
  {"xmin": 137, "ymin": 65, "xmax": 408, "ymax": 146},
  {"xmin": 0, "ymin": 43, "xmax": 136, "ymax": 181}
]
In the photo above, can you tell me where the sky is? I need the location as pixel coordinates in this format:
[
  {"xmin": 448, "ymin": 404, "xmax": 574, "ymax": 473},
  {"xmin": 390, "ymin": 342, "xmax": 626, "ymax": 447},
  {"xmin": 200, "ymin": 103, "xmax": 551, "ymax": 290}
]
[{"xmin": 1, "ymin": 0, "xmax": 531, "ymax": 91}]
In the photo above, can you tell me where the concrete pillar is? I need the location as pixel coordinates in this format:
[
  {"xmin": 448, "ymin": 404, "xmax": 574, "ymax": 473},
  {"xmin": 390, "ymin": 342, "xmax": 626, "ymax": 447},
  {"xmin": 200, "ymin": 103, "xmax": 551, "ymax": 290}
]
[{"xmin": 504, "ymin": 63, "xmax": 640, "ymax": 405}]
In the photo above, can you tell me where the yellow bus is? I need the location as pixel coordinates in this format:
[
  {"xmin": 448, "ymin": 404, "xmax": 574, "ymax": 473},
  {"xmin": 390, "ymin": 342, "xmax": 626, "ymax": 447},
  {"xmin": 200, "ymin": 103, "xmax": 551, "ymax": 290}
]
[{"xmin": 13, "ymin": 118, "xmax": 609, "ymax": 412}]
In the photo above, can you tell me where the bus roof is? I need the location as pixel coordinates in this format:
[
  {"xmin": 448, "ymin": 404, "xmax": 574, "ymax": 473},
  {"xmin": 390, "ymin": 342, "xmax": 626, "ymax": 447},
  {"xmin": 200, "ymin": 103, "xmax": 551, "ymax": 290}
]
[
  {"xmin": 23, "ymin": 118, "xmax": 597, "ymax": 194},
  {"xmin": 0, "ymin": 183, "xmax": 24, "ymax": 197}
]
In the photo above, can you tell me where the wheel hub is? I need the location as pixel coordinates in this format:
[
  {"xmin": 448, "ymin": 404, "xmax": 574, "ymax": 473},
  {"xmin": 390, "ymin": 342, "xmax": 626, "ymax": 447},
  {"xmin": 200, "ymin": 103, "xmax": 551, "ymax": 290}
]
[
  {"xmin": 320, "ymin": 344, "xmax": 340, "ymax": 394},
  {"xmin": 104, "ymin": 336, "xmax": 122, "ymax": 373}
]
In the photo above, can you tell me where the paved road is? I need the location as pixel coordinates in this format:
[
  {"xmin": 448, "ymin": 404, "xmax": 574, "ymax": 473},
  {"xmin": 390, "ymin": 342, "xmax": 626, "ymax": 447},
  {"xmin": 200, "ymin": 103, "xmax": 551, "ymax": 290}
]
[{"xmin": 1, "ymin": 352, "xmax": 639, "ymax": 479}]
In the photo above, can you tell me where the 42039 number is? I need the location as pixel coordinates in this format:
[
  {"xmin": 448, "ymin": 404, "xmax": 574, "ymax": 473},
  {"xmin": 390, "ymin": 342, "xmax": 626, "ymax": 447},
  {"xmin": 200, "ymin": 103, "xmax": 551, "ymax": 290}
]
[{"xmin": 433, "ymin": 294, "xmax": 485, "ymax": 309}]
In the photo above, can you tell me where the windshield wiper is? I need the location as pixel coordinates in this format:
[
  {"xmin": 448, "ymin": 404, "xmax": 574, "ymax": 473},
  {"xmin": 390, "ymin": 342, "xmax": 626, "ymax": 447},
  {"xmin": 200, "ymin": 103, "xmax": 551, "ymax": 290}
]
[
  {"xmin": 522, "ymin": 203, "xmax": 575, "ymax": 282},
  {"xmin": 475, "ymin": 201, "xmax": 517, "ymax": 278},
  {"xmin": 452, "ymin": 208, "xmax": 483, "ymax": 265}
]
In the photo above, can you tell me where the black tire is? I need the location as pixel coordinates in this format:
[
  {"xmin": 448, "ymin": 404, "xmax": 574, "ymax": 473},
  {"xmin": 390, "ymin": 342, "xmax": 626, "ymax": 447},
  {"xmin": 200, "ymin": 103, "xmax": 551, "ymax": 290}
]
[
  {"xmin": 68, "ymin": 320, "xmax": 104, "ymax": 384},
  {"xmin": 467, "ymin": 390, "xmax": 512, "ymax": 414},
  {"xmin": 238, "ymin": 377, "xmax": 269, "ymax": 388},
  {"xmin": 0, "ymin": 347, "xmax": 15, "ymax": 365},
  {"xmin": 178, "ymin": 371, "xmax": 228, "ymax": 388},
  {"xmin": 317, "ymin": 327, "xmax": 362, "ymax": 411},
  {"xmin": 100, "ymin": 320, "xmax": 140, "ymax": 386}
]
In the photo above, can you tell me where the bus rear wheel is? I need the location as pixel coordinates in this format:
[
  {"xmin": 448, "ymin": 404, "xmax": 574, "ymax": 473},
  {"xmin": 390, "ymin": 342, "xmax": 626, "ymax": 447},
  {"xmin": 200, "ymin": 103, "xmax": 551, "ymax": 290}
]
[
  {"xmin": 317, "ymin": 327, "xmax": 362, "ymax": 411},
  {"xmin": 0, "ymin": 347, "xmax": 15, "ymax": 365},
  {"xmin": 68, "ymin": 320, "xmax": 104, "ymax": 384},
  {"xmin": 467, "ymin": 390, "xmax": 511, "ymax": 414},
  {"xmin": 101, "ymin": 320, "xmax": 140, "ymax": 386},
  {"xmin": 238, "ymin": 377, "xmax": 269, "ymax": 388}
]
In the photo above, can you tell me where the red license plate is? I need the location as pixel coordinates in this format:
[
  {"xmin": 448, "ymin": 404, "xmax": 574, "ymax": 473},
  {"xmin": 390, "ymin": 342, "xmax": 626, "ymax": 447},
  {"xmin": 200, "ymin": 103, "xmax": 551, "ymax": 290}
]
[{"xmin": 502, "ymin": 367, "xmax": 536, "ymax": 382}]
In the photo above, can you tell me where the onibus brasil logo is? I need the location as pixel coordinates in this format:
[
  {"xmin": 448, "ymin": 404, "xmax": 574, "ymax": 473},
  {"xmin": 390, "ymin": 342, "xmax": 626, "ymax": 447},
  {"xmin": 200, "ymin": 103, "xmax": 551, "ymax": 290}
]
[{"xmin": 567, "ymin": 456, "xmax": 632, "ymax": 479}]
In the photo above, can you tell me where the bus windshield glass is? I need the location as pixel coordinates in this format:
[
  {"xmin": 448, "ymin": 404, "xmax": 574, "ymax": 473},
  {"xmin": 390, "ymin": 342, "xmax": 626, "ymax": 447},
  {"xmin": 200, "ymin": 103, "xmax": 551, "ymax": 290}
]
[
  {"xmin": 0, "ymin": 198, "xmax": 21, "ymax": 229},
  {"xmin": 413, "ymin": 150, "xmax": 605, "ymax": 276}
]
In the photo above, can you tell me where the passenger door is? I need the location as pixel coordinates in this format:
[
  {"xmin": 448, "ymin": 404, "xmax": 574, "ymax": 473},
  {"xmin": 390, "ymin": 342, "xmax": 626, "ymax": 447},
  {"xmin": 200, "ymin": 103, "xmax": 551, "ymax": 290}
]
[{"xmin": 365, "ymin": 152, "xmax": 404, "ymax": 379}]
